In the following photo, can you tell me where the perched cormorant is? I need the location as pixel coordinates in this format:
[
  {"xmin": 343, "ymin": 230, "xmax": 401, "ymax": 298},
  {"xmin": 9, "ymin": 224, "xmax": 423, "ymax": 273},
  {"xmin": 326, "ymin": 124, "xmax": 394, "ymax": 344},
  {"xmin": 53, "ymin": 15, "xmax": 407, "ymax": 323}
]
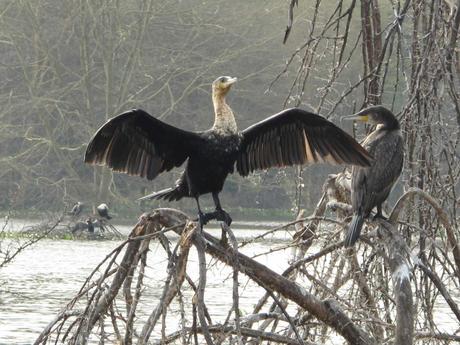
[
  {"xmin": 69, "ymin": 202, "xmax": 83, "ymax": 217},
  {"xmin": 71, "ymin": 221, "xmax": 87, "ymax": 234},
  {"xmin": 343, "ymin": 106, "xmax": 404, "ymax": 247},
  {"xmin": 85, "ymin": 76, "xmax": 372, "ymax": 225},
  {"xmin": 71, "ymin": 218, "xmax": 99, "ymax": 234},
  {"xmin": 86, "ymin": 218, "xmax": 95, "ymax": 233},
  {"xmin": 97, "ymin": 203, "xmax": 112, "ymax": 220}
]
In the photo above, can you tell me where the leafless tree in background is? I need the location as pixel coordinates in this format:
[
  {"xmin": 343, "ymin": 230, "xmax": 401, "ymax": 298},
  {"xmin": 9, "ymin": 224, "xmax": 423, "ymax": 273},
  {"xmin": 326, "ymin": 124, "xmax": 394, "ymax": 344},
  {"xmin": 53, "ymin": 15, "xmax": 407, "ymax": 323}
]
[
  {"xmin": 14, "ymin": 0, "xmax": 460, "ymax": 344},
  {"xmin": 0, "ymin": 0, "xmax": 292, "ymax": 214},
  {"xmin": 280, "ymin": 0, "xmax": 460, "ymax": 343},
  {"xmin": 279, "ymin": 0, "xmax": 459, "ymax": 224}
]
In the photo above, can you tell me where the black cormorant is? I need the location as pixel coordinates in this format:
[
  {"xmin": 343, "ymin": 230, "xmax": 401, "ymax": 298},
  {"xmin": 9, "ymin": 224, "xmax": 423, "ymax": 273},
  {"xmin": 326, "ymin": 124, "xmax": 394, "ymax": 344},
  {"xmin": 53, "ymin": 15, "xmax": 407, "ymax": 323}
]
[
  {"xmin": 71, "ymin": 221, "xmax": 87, "ymax": 234},
  {"xmin": 86, "ymin": 218, "xmax": 95, "ymax": 233},
  {"xmin": 71, "ymin": 218, "xmax": 99, "ymax": 234},
  {"xmin": 97, "ymin": 203, "xmax": 112, "ymax": 220},
  {"xmin": 85, "ymin": 76, "xmax": 372, "ymax": 225},
  {"xmin": 343, "ymin": 106, "xmax": 404, "ymax": 247},
  {"xmin": 69, "ymin": 202, "xmax": 83, "ymax": 217}
]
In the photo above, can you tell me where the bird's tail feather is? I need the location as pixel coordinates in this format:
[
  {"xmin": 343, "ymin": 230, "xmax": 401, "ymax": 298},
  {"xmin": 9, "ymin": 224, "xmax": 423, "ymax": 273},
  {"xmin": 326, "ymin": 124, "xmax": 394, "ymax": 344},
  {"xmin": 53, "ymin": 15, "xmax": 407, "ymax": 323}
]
[
  {"xmin": 344, "ymin": 214, "xmax": 364, "ymax": 247},
  {"xmin": 138, "ymin": 187, "xmax": 183, "ymax": 202}
]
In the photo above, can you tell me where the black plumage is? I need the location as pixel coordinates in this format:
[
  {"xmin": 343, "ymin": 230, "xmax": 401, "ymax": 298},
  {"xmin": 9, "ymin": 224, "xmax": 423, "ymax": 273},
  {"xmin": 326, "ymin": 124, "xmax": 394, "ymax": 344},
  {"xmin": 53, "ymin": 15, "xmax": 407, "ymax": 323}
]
[
  {"xmin": 86, "ymin": 218, "xmax": 95, "ymax": 233},
  {"xmin": 343, "ymin": 106, "xmax": 404, "ymax": 247},
  {"xmin": 69, "ymin": 202, "xmax": 83, "ymax": 217},
  {"xmin": 97, "ymin": 203, "xmax": 112, "ymax": 220},
  {"xmin": 85, "ymin": 76, "xmax": 372, "ymax": 226}
]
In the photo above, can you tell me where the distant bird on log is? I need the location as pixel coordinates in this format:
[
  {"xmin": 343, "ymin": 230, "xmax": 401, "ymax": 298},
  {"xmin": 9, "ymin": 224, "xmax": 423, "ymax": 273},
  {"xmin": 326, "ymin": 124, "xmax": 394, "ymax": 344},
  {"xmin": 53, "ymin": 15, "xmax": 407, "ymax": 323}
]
[
  {"xmin": 69, "ymin": 202, "xmax": 83, "ymax": 217},
  {"xmin": 342, "ymin": 106, "xmax": 404, "ymax": 247},
  {"xmin": 71, "ymin": 221, "xmax": 87, "ymax": 234},
  {"xmin": 85, "ymin": 76, "xmax": 371, "ymax": 226},
  {"xmin": 97, "ymin": 203, "xmax": 112, "ymax": 220},
  {"xmin": 71, "ymin": 218, "xmax": 100, "ymax": 234},
  {"xmin": 86, "ymin": 218, "xmax": 95, "ymax": 233}
]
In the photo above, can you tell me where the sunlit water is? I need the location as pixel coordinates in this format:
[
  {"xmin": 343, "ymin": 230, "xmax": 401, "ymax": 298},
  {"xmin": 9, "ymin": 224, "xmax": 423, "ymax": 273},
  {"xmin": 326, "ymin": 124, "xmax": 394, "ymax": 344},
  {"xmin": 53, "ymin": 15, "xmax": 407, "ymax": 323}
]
[{"xmin": 0, "ymin": 220, "xmax": 458, "ymax": 344}]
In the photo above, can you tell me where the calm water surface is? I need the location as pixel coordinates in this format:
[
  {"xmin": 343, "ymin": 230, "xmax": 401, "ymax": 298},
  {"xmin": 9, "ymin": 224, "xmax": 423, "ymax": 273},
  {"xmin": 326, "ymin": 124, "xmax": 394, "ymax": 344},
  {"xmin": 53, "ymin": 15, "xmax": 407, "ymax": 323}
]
[
  {"xmin": 0, "ymin": 221, "xmax": 294, "ymax": 344},
  {"xmin": 0, "ymin": 220, "xmax": 458, "ymax": 344}
]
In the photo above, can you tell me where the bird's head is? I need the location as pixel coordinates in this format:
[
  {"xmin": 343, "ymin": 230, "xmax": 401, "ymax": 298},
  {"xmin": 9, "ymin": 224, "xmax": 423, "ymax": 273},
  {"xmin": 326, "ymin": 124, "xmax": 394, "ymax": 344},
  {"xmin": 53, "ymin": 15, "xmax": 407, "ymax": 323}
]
[
  {"xmin": 342, "ymin": 105, "xmax": 399, "ymax": 128},
  {"xmin": 212, "ymin": 76, "xmax": 237, "ymax": 97}
]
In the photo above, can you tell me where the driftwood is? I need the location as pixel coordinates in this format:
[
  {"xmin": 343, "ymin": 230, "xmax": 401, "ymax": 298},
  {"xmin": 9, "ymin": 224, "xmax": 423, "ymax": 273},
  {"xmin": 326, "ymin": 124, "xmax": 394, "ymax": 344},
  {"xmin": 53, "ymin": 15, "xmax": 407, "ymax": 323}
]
[{"xmin": 35, "ymin": 173, "xmax": 459, "ymax": 345}]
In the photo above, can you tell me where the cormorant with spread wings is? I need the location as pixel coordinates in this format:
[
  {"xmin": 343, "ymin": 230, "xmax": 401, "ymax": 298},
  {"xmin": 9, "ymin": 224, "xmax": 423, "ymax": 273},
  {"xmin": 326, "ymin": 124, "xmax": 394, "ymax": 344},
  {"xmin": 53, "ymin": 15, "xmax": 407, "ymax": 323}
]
[{"xmin": 85, "ymin": 76, "xmax": 371, "ymax": 226}]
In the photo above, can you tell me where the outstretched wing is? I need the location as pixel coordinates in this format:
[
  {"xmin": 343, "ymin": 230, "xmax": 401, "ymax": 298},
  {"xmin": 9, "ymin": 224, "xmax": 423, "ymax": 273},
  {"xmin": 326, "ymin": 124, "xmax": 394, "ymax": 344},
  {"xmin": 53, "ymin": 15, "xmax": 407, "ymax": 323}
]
[
  {"xmin": 85, "ymin": 109, "xmax": 201, "ymax": 180},
  {"xmin": 236, "ymin": 108, "xmax": 372, "ymax": 176}
]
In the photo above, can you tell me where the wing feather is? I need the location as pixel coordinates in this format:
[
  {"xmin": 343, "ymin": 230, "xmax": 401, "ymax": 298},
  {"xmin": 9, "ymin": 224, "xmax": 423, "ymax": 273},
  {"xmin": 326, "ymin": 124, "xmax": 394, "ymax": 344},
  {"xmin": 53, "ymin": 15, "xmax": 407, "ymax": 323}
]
[
  {"xmin": 292, "ymin": 128, "xmax": 302, "ymax": 164},
  {"xmin": 255, "ymin": 134, "xmax": 263, "ymax": 169},
  {"xmin": 267, "ymin": 131, "xmax": 276, "ymax": 166},
  {"xmin": 85, "ymin": 109, "xmax": 201, "ymax": 180},
  {"xmin": 303, "ymin": 129, "xmax": 315, "ymax": 162},
  {"xmin": 262, "ymin": 135, "xmax": 269, "ymax": 169},
  {"xmin": 287, "ymin": 125, "xmax": 297, "ymax": 163},
  {"xmin": 295, "ymin": 130, "xmax": 306, "ymax": 164},
  {"xmin": 237, "ymin": 108, "xmax": 372, "ymax": 176},
  {"xmin": 275, "ymin": 135, "xmax": 284, "ymax": 166},
  {"xmin": 271, "ymin": 131, "xmax": 282, "ymax": 167},
  {"xmin": 280, "ymin": 128, "xmax": 289, "ymax": 165},
  {"xmin": 241, "ymin": 151, "xmax": 249, "ymax": 175}
]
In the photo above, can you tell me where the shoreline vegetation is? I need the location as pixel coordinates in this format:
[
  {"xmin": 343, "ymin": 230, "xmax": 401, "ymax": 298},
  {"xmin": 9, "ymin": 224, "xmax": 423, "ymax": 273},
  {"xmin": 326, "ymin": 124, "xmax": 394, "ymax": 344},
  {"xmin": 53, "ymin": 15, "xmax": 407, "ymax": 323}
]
[
  {"xmin": 0, "ymin": 206, "xmax": 294, "ymax": 225},
  {"xmin": 0, "ymin": 207, "xmax": 294, "ymax": 242}
]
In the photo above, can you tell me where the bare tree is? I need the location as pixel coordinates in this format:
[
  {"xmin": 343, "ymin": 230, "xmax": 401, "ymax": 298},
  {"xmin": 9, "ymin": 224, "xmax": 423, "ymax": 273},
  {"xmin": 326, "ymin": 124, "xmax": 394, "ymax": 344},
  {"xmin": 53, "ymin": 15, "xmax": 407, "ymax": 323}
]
[
  {"xmin": 277, "ymin": 0, "xmax": 458, "ymax": 221},
  {"xmin": 0, "ymin": 0, "xmax": 292, "ymax": 214},
  {"xmin": 7, "ymin": 0, "xmax": 460, "ymax": 344}
]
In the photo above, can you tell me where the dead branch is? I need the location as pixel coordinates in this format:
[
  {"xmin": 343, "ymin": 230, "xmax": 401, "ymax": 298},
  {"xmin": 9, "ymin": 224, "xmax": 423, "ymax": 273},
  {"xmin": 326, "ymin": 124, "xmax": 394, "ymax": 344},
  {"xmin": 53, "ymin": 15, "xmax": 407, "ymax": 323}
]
[
  {"xmin": 160, "ymin": 210, "xmax": 373, "ymax": 345},
  {"xmin": 35, "ymin": 179, "xmax": 460, "ymax": 345},
  {"xmin": 390, "ymin": 187, "xmax": 460, "ymax": 284},
  {"xmin": 195, "ymin": 226, "xmax": 214, "ymax": 345},
  {"xmin": 154, "ymin": 325, "xmax": 317, "ymax": 345},
  {"xmin": 138, "ymin": 221, "xmax": 196, "ymax": 344},
  {"xmin": 377, "ymin": 220, "xmax": 414, "ymax": 345},
  {"xmin": 222, "ymin": 223, "xmax": 243, "ymax": 345},
  {"xmin": 415, "ymin": 261, "xmax": 460, "ymax": 322},
  {"xmin": 1, "ymin": 216, "xmax": 63, "ymax": 268},
  {"xmin": 35, "ymin": 208, "xmax": 375, "ymax": 345}
]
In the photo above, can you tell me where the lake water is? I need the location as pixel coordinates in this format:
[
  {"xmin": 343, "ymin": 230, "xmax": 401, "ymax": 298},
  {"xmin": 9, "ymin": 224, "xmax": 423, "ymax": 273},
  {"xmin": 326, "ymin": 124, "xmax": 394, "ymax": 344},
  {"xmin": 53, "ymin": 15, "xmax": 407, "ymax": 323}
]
[
  {"xmin": 0, "ymin": 219, "xmax": 458, "ymax": 344},
  {"xmin": 0, "ymin": 220, "xmax": 295, "ymax": 344}
]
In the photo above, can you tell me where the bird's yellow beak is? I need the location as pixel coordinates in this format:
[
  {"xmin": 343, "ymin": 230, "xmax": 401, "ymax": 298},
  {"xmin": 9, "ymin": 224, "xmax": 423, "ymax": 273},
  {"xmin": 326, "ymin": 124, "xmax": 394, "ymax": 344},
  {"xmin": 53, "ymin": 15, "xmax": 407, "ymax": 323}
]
[
  {"xmin": 342, "ymin": 113, "xmax": 369, "ymax": 122},
  {"xmin": 226, "ymin": 77, "xmax": 237, "ymax": 85}
]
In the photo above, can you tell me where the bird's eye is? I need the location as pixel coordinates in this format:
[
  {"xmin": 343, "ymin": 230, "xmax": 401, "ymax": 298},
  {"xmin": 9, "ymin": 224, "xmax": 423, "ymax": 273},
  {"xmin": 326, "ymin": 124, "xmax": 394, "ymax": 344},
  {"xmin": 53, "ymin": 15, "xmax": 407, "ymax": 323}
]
[{"xmin": 220, "ymin": 77, "xmax": 226, "ymax": 83}]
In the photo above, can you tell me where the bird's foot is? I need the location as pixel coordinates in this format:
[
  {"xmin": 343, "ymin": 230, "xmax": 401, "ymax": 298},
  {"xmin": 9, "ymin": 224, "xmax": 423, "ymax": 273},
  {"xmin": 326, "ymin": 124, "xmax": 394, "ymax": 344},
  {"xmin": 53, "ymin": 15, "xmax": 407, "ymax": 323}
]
[
  {"xmin": 373, "ymin": 213, "xmax": 387, "ymax": 221},
  {"xmin": 215, "ymin": 209, "xmax": 232, "ymax": 226},
  {"xmin": 196, "ymin": 210, "xmax": 232, "ymax": 227},
  {"xmin": 197, "ymin": 211, "xmax": 216, "ymax": 228}
]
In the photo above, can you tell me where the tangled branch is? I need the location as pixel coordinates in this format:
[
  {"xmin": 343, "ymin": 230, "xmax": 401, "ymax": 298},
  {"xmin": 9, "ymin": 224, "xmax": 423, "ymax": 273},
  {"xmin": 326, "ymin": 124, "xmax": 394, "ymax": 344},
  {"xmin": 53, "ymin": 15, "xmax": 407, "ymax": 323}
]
[{"xmin": 34, "ymin": 173, "xmax": 460, "ymax": 345}]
